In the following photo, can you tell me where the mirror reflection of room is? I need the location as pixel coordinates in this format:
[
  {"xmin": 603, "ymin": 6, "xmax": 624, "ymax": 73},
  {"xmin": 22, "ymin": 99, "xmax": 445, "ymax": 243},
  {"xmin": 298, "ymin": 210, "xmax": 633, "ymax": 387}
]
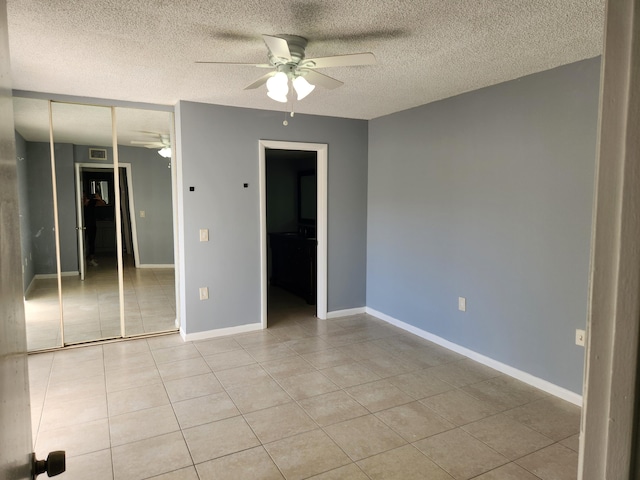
[{"xmin": 13, "ymin": 98, "xmax": 177, "ymax": 351}]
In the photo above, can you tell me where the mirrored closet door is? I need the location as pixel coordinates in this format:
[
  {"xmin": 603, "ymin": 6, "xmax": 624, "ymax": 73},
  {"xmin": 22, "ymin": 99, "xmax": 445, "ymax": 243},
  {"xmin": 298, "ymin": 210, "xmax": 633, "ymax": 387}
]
[
  {"xmin": 14, "ymin": 98, "xmax": 62, "ymax": 350},
  {"xmin": 115, "ymin": 106, "xmax": 177, "ymax": 337},
  {"xmin": 52, "ymin": 102, "xmax": 121, "ymax": 344},
  {"xmin": 14, "ymin": 98, "xmax": 177, "ymax": 351}
]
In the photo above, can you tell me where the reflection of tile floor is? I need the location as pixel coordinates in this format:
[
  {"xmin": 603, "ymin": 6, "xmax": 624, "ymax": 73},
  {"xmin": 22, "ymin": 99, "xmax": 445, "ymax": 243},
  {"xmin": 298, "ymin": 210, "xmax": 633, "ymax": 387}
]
[
  {"xmin": 28, "ymin": 287, "xmax": 581, "ymax": 479},
  {"xmin": 25, "ymin": 255, "xmax": 176, "ymax": 351}
]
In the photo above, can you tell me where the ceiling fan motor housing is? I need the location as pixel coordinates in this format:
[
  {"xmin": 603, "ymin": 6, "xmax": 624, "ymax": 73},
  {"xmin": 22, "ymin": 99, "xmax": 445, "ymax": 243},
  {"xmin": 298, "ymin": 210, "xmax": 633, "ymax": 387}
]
[
  {"xmin": 270, "ymin": 35, "xmax": 308, "ymax": 65},
  {"xmin": 275, "ymin": 63, "xmax": 299, "ymax": 77}
]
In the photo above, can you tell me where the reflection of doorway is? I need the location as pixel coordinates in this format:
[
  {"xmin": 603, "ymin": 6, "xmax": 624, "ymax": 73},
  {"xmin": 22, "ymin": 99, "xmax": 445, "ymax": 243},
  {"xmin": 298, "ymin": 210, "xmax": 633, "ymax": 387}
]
[
  {"xmin": 83, "ymin": 170, "xmax": 116, "ymax": 261},
  {"xmin": 259, "ymin": 140, "xmax": 328, "ymax": 328},
  {"xmin": 75, "ymin": 163, "xmax": 138, "ymax": 281}
]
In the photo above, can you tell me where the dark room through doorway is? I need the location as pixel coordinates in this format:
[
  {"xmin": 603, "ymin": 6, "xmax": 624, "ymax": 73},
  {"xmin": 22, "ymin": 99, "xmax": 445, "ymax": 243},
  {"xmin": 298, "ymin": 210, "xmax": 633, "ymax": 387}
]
[{"xmin": 265, "ymin": 148, "xmax": 318, "ymax": 324}]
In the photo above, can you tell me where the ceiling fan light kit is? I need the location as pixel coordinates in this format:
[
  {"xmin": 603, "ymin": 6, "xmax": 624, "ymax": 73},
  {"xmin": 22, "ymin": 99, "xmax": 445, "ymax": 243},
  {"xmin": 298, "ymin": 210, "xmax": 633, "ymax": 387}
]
[
  {"xmin": 197, "ymin": 34, "xmax": 376, "ymax": 104},
  {"xmin": 266, "ymin": 72, "xmax": 289, "ymax": 102},
  {"xmin": 158, "ymin": 147, "xmax": 172, "ymax": 158},
  {"xmin": 130, "ymin": 133, "xmax": 172, "ymax": 158},
  {"xmin": 292, "ymin": 76, "xmax": 315, "ymax": 100}
]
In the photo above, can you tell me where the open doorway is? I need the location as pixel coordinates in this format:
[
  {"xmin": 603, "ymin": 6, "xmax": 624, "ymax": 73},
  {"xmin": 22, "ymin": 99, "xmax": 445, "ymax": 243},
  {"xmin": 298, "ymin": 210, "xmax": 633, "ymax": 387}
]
[
  {"xmin": 265, "ymin": 150, "xmax": 317, "ymax": 325},
  {"xmin": 259, "ymin": 140, "xmax": 328, "ymax": 329}
]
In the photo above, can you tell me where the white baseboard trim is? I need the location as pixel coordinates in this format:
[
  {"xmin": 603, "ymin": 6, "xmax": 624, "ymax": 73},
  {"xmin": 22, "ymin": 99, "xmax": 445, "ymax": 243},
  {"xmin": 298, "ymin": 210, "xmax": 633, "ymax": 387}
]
[
  {"xmin": 35, "ymin": 271, "xmax": 78, "ymax": 279},
  {"xmin": 180, "ymin": 322, "xmax": 263, "ymax": 342},
  {"xmin": 138, "ymin": 264, "xmax": 175, "ymax": 269},
  {"xmin": 24, "ymin": 276, "xmax": 36, "ymax": 298},
  {"xmin": 326, "ymin": 307, "xmax": 367, "ymax": 319},
  {"xmin": 366, "ymin": 307, "xmax": 583, "ymax": 407},
  {"xmin": 25, "ymin": 271, "xmax": 76, "ymax": 299}
]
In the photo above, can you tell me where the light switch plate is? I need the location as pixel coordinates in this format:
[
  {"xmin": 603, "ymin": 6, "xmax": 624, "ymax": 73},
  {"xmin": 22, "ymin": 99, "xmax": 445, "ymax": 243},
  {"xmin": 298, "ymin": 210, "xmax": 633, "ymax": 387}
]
[
  {"xmin": 199, "ymin": 287, "xmax": 209, "ymax": 300},
  {"xmin": 199, "ymin": 229, "xmax": 209, "ymax": 242},
  {"xmin": 458, "ymin": 297, "xmax": 466, "ymax": 312},
  {"xmin": 575, "ymin": 329, "xmax": 586, "ymax": 347},
  {"xmin": 140, "ymin": 210, "xmax": 145, "ymax": 218}
]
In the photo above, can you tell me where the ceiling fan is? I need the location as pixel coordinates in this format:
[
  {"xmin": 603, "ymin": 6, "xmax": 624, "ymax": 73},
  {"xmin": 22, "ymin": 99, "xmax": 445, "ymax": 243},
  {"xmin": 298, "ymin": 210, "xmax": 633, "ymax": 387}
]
[
  {"xmin": 197, "ymin": 34, "xmax": 377, "ymax": 102},
  {"xmin": 131, "ymin": 133, "xmax": 171, "ymax": 158}
]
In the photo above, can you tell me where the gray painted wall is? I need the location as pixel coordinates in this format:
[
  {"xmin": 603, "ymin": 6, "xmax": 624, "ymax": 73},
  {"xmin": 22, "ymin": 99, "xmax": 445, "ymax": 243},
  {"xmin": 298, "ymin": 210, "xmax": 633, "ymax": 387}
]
[
  {"xmin": 19, "ymin": 142, "xmax": 86, "ymax": 276},
  {"xmin": 20, "ymin": 142, "xmax": 83, "ymax": 275},
  {"xmin": 16, "ymin": 138, "xmax": 87, "ymax": 282},
  {"xmin": 177, "ymin": 101, "xmax": 368, "ymax": 334},
  {"xmin": 14, "ymin": 132, "xmax": 33, "ymax": 291},
  {"xmin": 19, "ymin": 141, "xmax": 77, "ymax": 276},
  {"xmin": 24, "ymin": 142, "xmax": 60, "ymax": 276},
  {"xmin": 367, "ymin": 58, "xmax": 600, "ymax": 394},
  {"xmin": 119, "ymin": 145, "xmax": 174, "ymax": 265}
]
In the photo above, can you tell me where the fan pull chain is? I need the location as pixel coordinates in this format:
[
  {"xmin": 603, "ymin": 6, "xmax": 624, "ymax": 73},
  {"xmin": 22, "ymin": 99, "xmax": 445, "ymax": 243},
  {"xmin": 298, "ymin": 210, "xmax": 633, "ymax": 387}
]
[{"xmin": 283, "ymin": 97, "xmax": 295, "ymax": 126}]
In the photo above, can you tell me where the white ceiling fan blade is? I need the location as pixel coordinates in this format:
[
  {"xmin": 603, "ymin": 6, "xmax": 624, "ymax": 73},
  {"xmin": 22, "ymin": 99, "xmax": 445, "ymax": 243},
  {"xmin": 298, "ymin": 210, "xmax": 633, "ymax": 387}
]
[
  {"xmin": 196, "ymin": 61, "xmax": 272, "ymax": 68},
  {"xmin": 263, "ymin": 35, "xmax": 292, "ymax": 61},
  {"xmin": 131, "ymin": 141, "xmax": 164, "ymax": 147},
  {"xmin": 244, "ymin": 72, "xmax": 277, "ymax": 90},
  {"xmin": 302, "ymin": 53, "xmax": 376, "ymax": 69},
  {"xmin": 303, "ymin": 70, "xmax": 344, "ymax": 90},
  {"xmin": 135, "ymin": 130, "xmax": 165, "ymax": 135}
]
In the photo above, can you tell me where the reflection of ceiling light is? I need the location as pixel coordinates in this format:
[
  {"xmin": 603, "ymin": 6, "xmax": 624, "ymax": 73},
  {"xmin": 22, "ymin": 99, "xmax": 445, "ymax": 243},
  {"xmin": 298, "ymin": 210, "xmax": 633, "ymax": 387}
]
[
  {"xmin": 158, "ymin": 147, "xmax": 171, "ymax": 158},
  {"xmin": 293, "ymin": 76, "xmax": 315, "ymax": 100},
  {"xmin": 266, "ymin": 72, "xmax": 289, "ymax": 103}
]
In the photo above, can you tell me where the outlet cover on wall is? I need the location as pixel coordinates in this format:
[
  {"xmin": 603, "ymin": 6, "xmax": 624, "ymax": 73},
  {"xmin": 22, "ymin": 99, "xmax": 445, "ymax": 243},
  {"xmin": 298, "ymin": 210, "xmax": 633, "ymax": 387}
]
[
  {"xmin": 199, "ymin": 287, "xmax": 209, "ymax": 300},
  {"xmin": 458, "ymin": 296, "xmax": 466, "ymax": 312},
  {"xmin": 575, "ymin": 329, "xmax": 586, "ymax": 347}
]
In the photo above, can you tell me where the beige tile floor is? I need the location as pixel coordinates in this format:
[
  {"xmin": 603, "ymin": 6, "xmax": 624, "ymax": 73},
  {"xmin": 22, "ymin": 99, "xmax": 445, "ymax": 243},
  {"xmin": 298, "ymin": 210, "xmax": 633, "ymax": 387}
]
[
  {"xmin": 25, "ymin": 254, "xmax": 176, "ymax": 351},
  {"xmin": 28, "ymin": 287, "xmax": 581, "ymax": 479}
]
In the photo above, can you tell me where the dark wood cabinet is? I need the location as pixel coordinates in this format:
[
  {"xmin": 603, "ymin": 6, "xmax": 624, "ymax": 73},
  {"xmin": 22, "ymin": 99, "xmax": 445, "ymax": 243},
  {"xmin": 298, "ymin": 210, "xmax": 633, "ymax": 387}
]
[{"xmin": 269, "ymin": 233, "xmax": 316, "ymax": 304}]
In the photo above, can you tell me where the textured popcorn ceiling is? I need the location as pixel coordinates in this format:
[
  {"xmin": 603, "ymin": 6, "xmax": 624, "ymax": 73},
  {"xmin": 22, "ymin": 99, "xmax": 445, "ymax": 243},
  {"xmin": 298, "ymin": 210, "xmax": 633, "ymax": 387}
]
[{"xmin": 7, "ymin": 0, "xmax": 605, "ymax": 121}]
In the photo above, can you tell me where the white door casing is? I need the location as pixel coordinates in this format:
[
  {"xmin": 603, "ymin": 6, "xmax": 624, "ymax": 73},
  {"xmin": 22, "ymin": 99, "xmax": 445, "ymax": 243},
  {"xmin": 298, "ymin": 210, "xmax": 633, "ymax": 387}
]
[
  {"xmin": 579, "ymin": 0, "xmax": 640, "ymax": 477},
  {"xmin": 259, "ymin": 140, "xmax": 328, "ymax": 327},
  {"xmin": 0, "ymin": 0, "xmax": 34, "ymax": 477}
]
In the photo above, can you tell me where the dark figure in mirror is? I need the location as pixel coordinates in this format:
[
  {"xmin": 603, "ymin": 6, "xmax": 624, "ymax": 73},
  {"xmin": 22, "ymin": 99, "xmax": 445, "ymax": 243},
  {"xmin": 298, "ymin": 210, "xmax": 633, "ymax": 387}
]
[{"xmin": 83, "ymin": 190, "xmax": 106, "ymax": 266}]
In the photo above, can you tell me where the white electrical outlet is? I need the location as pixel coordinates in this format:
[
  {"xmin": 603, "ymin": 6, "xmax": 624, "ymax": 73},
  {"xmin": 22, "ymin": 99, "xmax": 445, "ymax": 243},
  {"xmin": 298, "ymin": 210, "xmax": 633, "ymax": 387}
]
[
  {"xmin": 575, "ymin": 329, "xmax": 586, "ymax": 347},
  {"xmin": 199, "ymin": 228, "xmax": 209, "ymax": 242},
  {"xmin": 458, "ymin": 297, "xmax": 466, "ymax": 312},
  {"xmin": 199, "ymin": 287, "xmax": 209, "ymax": 300}
]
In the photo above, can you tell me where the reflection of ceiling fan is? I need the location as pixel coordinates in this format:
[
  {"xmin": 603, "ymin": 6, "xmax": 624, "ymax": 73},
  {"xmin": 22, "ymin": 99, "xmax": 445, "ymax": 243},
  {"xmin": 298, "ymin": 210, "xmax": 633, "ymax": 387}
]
[
  {"xmin": 131, "ymin": 133, "xmax": 171, "ymax": 158},
  {"xmin": 197, "ymin": 34, "xmax": 376, "ymax": 102}
]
